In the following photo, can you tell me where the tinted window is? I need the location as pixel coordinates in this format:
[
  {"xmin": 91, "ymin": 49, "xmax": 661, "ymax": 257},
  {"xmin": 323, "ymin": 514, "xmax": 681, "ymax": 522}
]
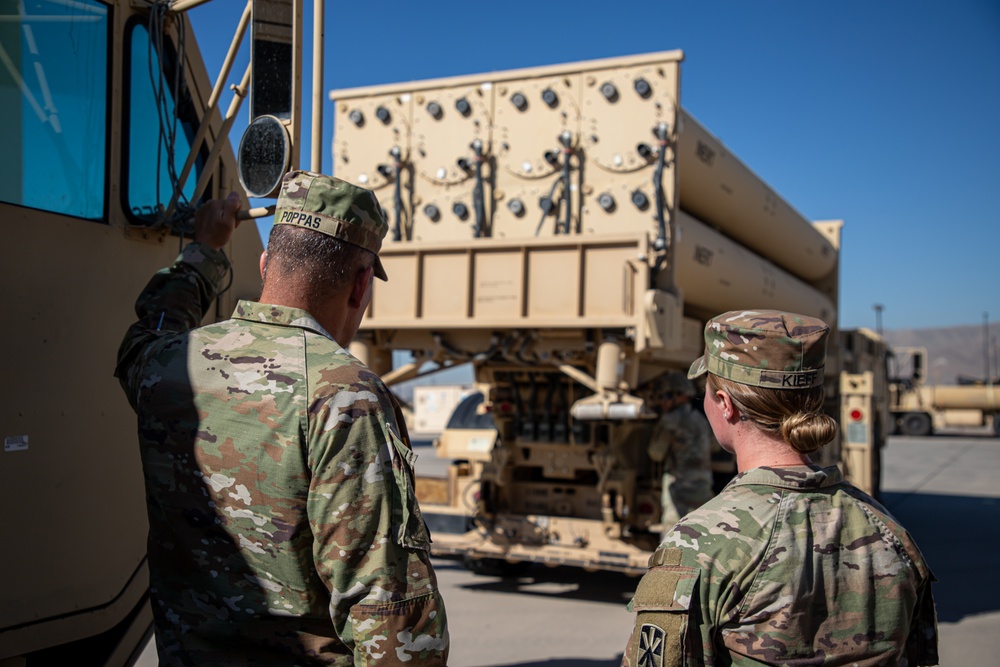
[
  {"xmin": 126, "ymin": 21, "xmax": 200, "ymax": 225},
  {"xmin": 0, "ymin": 0, "xmax": 108, "ymax": 219}
]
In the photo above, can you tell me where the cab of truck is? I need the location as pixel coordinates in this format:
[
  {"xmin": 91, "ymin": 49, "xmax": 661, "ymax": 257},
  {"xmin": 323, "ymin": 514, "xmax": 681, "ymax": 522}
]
[{"xmin": 0, "ymin": 1, "xmax": 263, "ymax": 662}]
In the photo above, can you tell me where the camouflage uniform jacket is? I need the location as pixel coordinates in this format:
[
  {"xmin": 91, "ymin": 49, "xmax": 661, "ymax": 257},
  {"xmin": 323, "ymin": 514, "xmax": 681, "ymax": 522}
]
[
  {"xmin": 622, "ymin": 465, "xmax": 938, "ymax": 667},
  {"xmin": 647, "ymin": 404, "xmax": 714, "ymax": 520},
  {"xmin": 115, "ymin": 243, "xmax": 449, "ymax": 666}
]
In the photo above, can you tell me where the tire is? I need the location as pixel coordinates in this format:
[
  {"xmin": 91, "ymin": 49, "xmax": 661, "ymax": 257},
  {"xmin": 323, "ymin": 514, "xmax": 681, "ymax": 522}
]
[
  {"xmin": 898, "ymin": 412, "xmax": 932, "ymax": 437},
  {"xmin": 462, "ymin": 556, "xmax": 532, "ymax": 578},
  {"xmin": 993, "ymin": 413, "xmax": 1000, "ymax": 437},
  {"xmin": 445, "ymin": 393, "xmax": 496, "ymax": 430}
]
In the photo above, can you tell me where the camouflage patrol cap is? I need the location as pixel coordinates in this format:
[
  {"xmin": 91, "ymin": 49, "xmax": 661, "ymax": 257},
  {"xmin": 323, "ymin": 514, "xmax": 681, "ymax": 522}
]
[
  {"xmin": 274, "ymin": 170, "xmax": 389, "ymax": 281},
  {"xmin": 688, "ymin": 310, "xmax": 829, "ymax": 389},
  {"xmin": 653, "ymin": 371, "xmax": 696, "ymax": 397}
]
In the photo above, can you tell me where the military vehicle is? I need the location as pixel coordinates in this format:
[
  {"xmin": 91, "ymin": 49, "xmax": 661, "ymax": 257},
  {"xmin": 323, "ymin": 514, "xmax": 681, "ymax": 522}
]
[
  {"xmin": 889, "ymin": 347, "xmax": 999, "ymax": 436},
  {"xmin": 0, "ymin": 0, "xmax": 888, "ymax": 661},
  {"xmin": 330, "ymin": 52, "xmax": 887, "ymax": 575},
  {"xmin": 0, "ymin": 0, "xmax": 320, "ymax": 662}
]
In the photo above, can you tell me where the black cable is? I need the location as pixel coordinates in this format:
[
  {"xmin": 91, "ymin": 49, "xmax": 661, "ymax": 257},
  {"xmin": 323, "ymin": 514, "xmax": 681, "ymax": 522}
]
[
  {"xmin": 471, "ymin": 140, "xmax": 486, "ymax": 238},
  {"xmin": 391, "ymin": 147, "xmax": 404, "ymax": 241},
  {"xmin": 653, "ymin": 124, "xmax": 669, "ymax": 253},
  {"xmin": 557, "ymin": 132, "xmax": 573, "ymax": 234},
  {"xmin": 534, "ymin": 177, "xmax": 562, "ymax": 236}
]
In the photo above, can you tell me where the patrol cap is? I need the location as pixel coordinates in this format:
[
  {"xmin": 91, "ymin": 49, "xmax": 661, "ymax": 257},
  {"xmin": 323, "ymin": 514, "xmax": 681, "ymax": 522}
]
[
  {"xmin": 688, "ymin": 310, "xmax": 829, "ymax": 389},
  {"xmin": 273, "ymin": 170, "xmax": 389, "ymax": 281},
  {"xmin": 653, "ymin": 371, "xmax": 696, "ymax": 397}
]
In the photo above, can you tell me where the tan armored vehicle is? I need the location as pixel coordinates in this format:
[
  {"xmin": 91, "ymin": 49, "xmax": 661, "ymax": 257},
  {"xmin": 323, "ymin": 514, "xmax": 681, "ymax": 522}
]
[{"xmin": 331, "ymin": 51, "xmax": 886, "ymax": 575}]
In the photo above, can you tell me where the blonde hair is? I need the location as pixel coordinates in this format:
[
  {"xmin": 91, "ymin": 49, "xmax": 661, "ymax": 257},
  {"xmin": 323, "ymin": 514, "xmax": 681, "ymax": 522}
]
[{"xmin": 706, "ymin": 373, "xmax": 838, "ymax": 454}]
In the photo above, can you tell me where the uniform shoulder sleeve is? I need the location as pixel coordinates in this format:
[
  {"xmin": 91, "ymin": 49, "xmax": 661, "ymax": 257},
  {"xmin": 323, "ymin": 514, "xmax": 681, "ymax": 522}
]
[
  {"xmin": 622, "ymin": 546, "xmax": 705, "ymax": 667},
  {"xmin": 114, "ymin": 242, "xmax": 231, "ymax": 410},
  {"xmin": 305, "ymin": 360, "xmax": 448, "ymax": 665}
]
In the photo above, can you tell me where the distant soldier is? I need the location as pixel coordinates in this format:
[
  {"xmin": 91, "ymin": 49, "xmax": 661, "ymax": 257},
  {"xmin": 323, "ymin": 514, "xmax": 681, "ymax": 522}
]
[
  {"xmin": 622, "ymin": 310, "xmax": 938, "ymax": 667},
  {"xmin": 647, "ymin": 372, "xmax": 714, "ymax": 536},
  {"xmin": 116, "ymin": 172, "xmax": 448, "ymax": 665}
]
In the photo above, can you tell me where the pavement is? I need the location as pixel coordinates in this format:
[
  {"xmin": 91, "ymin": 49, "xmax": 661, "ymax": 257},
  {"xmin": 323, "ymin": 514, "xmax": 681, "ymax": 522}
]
[{"xmin": 878, "ymin": 430, "xmax": 1000, "ymax": 665}]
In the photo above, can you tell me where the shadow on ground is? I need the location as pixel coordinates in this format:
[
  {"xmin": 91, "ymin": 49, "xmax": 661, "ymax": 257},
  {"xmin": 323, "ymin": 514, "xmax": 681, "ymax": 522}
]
[
  {"xmin": 487, "ymin": 658, "xmax": 624, "ymax": 667},
  {"xmin": 433, "ymin": 558, "xmax": 637, "ymax": 605},
  {"xmin": 882, "ymin": 491, "xmax": 1000, "ymax": 623}
]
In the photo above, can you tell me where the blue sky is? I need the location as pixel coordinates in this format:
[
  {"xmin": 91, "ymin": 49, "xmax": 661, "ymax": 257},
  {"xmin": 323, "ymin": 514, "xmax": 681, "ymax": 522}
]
[{"xmin": 189, "ymin": 0, "xmax": 999, "ymax": 331}]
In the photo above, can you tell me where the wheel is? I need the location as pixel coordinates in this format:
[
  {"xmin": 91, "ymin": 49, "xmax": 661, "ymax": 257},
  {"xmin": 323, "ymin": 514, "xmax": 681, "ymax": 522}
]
[
  {"xmin": 445, "ymin": 392, "xmax": 496, "ymax": 430},
  {"xmin": 993, "ymin": 413, "xmax": 1000, "ymax": 437},
  {"xmin": 462, "ymin": 556, "xmax": 532, "ymax": 578},
  {"xmin": 898, "ymin": 412, "xmax": 932, "ymax": 437}
]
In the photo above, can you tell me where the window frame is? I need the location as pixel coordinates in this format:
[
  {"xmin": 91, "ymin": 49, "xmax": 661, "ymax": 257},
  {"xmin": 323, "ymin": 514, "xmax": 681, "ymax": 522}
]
[{"xmin": 120, "ymin": 15, "xmax": 210, "ymax": 230}]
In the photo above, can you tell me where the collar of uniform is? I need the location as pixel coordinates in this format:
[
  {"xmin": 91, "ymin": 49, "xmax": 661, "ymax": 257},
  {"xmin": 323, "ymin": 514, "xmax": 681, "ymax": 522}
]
[
  {"xmin": 232, "ymin": 300, "xmax": 338, "ymax": 342},
  {"xmin": 728, "ymin": 465, "xmax": 843, "ymax": 491}
]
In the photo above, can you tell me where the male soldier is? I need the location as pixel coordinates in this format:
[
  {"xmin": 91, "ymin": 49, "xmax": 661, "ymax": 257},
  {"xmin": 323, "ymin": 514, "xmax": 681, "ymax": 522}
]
[
  {"xmin": 647, "ymin": 372, "xmax": 714, "ymax": 537},
  {"xmin": 116, "ymin": 172, "xmax": 448, "ymax": 665}
]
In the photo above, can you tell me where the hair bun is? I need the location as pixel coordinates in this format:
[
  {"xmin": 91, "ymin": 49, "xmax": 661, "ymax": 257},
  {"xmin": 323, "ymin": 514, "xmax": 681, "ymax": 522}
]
[{"xmin": 781, "ymin": 412, "xmax": 838, "ymax": 453}]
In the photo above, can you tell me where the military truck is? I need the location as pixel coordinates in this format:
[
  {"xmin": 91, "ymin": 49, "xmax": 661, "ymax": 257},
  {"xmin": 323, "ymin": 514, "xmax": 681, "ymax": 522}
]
[
  {"xmin": 889, "ymin": 347, "xmax": 999, "ymax": 436},
  {"xmin": 0, "ymin": 0, "xmax": 318, "ymax": 662},
  {"xmin": 330, "ymin": 52, "xmax": 886, "ymax": 575}
]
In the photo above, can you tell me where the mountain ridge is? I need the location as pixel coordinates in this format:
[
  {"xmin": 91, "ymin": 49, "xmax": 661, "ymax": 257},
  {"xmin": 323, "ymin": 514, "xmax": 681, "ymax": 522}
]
[{"xmin": 881, "ymin": 323, "xmax": 997, "ymax": 386}]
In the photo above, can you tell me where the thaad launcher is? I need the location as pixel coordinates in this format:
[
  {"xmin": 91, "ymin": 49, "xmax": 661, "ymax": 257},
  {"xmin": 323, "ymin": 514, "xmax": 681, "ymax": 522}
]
[{"xmin": 330, "ymin": 51, "xmax": 848, "ymax": 573}]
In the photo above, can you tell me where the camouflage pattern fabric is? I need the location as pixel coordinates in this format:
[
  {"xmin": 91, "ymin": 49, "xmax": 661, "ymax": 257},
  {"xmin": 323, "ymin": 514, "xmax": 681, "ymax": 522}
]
[
  {"xmin": 274, "ymin": 170, "xmax": 389, "ymax": 280},
  {"xmin": 621, "ymin": 465, "xmax": 938, "ymax": 667},
  {"xmin": 115, "ymin": 243, "xmax": 448, "ymax": 666},
  {"xmin": 647, "ymin": 403, "xmax": 713, "ymax": 534},
  {"xmin": 688, "ymin": 310, "xmax": 829, "ymax": 389}
]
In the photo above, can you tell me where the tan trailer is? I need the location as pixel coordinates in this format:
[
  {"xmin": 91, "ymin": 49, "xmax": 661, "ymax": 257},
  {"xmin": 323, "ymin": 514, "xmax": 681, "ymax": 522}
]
[{"xmin": 332, "ymin": 51, "xmax": 883, "ymax": 575}]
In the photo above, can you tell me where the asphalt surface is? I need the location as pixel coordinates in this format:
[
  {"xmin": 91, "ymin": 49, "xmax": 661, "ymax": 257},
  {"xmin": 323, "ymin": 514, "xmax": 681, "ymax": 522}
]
[
  {"xmin": 416, "ymin": 430, "xmax": 1000, "ymax": 666},
  {"xmin": 135, "ymin": 431, "xmax": 1000, "ymax": 665}
]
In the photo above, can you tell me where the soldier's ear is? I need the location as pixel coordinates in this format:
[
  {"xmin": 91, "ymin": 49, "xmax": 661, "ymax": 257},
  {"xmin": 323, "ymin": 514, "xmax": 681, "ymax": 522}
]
[
  {"xmin": 347, "ymin": 265, "xmax": 374, "ymax": 308},
  {"xmin": 259, "ymin": 251, "xmax": 268, "ymax": 281}
]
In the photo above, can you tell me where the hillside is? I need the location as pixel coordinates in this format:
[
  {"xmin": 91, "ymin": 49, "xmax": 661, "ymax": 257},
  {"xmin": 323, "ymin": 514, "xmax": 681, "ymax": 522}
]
[{"xmin": 883, "ymin": 323, "xmax": 997, "ymax": 386}]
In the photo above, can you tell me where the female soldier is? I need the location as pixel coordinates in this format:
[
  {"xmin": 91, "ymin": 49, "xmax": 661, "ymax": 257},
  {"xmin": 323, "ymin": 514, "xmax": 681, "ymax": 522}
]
[{"xmin": 622, "ymin": 310, "xmax": 938, "ymax": 667}]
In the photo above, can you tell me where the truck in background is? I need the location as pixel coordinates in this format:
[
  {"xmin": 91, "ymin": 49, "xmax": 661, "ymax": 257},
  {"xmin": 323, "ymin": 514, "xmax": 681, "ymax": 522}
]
[
  {"xmin": 331, "ymin": 51, "xmax": 887, "ymax": 575},
  {"xmin": 889, "ymin": 348, "xmax": 999, "ymax": 436}
]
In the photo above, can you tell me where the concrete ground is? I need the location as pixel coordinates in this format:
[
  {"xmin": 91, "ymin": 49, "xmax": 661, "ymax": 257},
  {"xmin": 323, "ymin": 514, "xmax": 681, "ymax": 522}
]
[
  {"xmin": 877, "ymin": 430, "xmax": 1000, "ymax": 665},
  {"xmin": 133, "ymin": 431, "xmax": 1000, "ymax": 665}
]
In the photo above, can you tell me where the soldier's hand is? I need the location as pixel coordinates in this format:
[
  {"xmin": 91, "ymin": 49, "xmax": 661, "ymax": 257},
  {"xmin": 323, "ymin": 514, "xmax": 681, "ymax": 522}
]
[{"xmin": 194, "ymin": 192, "xmax": 242, "ymax": 250}]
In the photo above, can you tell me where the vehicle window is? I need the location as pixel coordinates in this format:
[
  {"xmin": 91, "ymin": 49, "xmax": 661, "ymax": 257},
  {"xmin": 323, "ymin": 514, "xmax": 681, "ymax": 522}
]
[
  {"xmin": 0, "ymin": 0, "xmax": 109, "ymax": 219},
  {"xmin": 125, "ymin": 20, "xmax": 201, "ymax": 226}
]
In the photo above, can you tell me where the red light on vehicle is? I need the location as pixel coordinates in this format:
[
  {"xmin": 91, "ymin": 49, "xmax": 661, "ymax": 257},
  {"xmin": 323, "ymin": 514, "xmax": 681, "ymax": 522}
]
[
  {"xmin": 850, "ymin": 409, "xmax": 863, "ymax": 421},
  {"xmin": 638, "ymin": 502, "xmax": 656, "ymax": 515}
]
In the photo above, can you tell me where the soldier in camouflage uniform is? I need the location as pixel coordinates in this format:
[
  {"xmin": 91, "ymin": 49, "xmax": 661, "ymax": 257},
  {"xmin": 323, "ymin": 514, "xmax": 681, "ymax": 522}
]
[
  {"xmin": 116, "ymin": 172, "xmax": 448, "ymax": 665},
  {"xmin": 647, "ymin": 372, "xmax": 713, "ymax": 536},
  {"xmin": 623, "ymin": 310, "xmax": 937, "ymax": 667}
]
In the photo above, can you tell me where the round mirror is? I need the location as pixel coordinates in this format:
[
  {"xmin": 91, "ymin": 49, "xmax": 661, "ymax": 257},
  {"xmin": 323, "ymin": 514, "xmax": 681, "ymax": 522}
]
[{"xmin": 237, "ymin": 115, "xmax": 291, "ymax": 198}]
